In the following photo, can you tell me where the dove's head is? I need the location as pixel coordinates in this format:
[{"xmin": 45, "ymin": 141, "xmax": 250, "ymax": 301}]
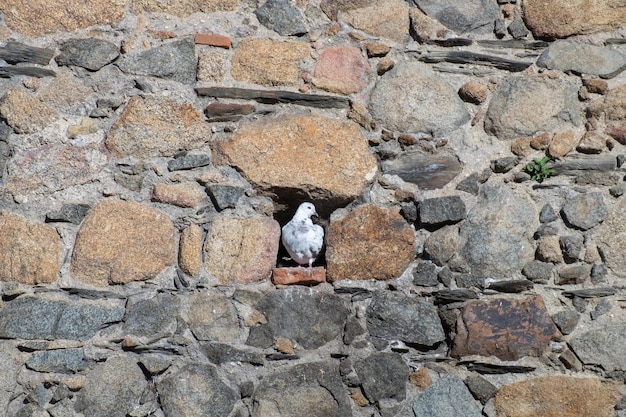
[{"xmin": 294, "ymin": 202, "xmax": 319, "ymax": 221}]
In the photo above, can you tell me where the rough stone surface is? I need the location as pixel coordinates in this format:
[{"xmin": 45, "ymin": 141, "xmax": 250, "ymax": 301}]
[
  {"xmin": 354, "ymin": 353, "xmax": 409, "ymax": 402},
  {"xmin": 215, "ymin": 115, "xmax": 377, "ymax": 206},
  {"xmin": 132, "ymin": 0, "xmax": 241, "ymax": 15},
  {"xmin": 106, "ymin": 96, "xmax": 211, "ymax": 158},
  {"xmin": 197, "ymin": 49, "xmax": 228, "ymax": 83},
  {"xmin": 124, "ymin": 293, "xmax": 180, "ymax": 340},
  {"xmin": 419, "ymin": 195, "xmax": 466, "ymax": 226},
  {"xmin": 523, "ymin": 0, "xmax": 626, "ymax": 38},
  {"xmin": 152, "ymin": 181, "xmax": 207, "ymax": 208},
  {"xmin": 313, "ymin": 46, "xmax": 369, "ymax": 94},
  {"xmin": 252, "ymin": 362, "xmax": 351, "ymax": 417},
  {"xmin": 56, "ymin": 38, "xmax": 120, "ymax": 71},
  {"xmin": 412, "ymin": 374, "xmax": 483, "ymax": 417},
  {"xmin": 451, "ymin": 296, "xmax": 561, "ymax": 360},
  {"xmin": 415, "ymin": 0, "xmax": 499, "ymax": 34},
  {"xmin": 381, "ymin": 151, "xmax": 462, "ymax": 190},
  {"xmin": 0, "ymin": 89, "xmax": 58, "ymax": 134},
  {"xmin": 424, "ymin": 225, "xmax": 460, "ymax": 266},
  {"xmin": 594, "ymin": 196, "xmax": 626, "ymax": 278},
  {"xmin": 0, "ymin": 0, "xmax": 126, "ymax": 36},
  {"xmin": 366, "ymin": 292, "xmax": 445, "ymax": 347},
  {"xmin": 485, "ymin": 76, "xmax": 581, "ymax": 140},
  {"xmin": 569, "ymin": 323, "xmax": 626, "ymax": 372},
  {"xmin": 458, "ymin": 184, "xmax": 538, "ymax": 279},
  {"xmin": 326, "ymin": 205, "xmax": 416, "ymax": 281},
  {"xmin": 561, "ymin": 192, "xmax": 607, "ymax": 230},
  {"xmin": 231, "ymin": 38, "xmax": 310, "ymax": 86},
  {"xmin": 548, "ymin": 130, "xmax": 579, "ymax": 159},
  {"xmin": 158, "ymin": 362, "xmax": 238, "ymax": 417},
  {"xmin": 179, "ymin": 225, "xmax": 203, "ymax": 277},
  {"xmin": 187, "ymin": 293, "xmax": 240, "ymax": 343},
  {"xmin": 341, "ymin": 0, "xmax": 410, "ymax": 42},
  {"xmin": 116, "ymin": 38, "xmax": 197, "ymax": 84},
  {"xmin": 26, "ymin": 348, "xmax": 87, "ymax": 374},
  {"xmin": 537, "ymin": 40, "xmax": 626, "ymax": 79},
  {"xmin": 369, "ymin": 61, "xmax": 470, "ymax": 135},
  {"xmin": 71, "ymin": 200, "xmax": 177, "ymax": 286},
  {"xmin": 204, "ymin": 216, "xmax": 280, "ymax": 284},
  {"xmin": 254, "ymin": 287, "xmax": 349, "ymax": 349},
  {"xmin": 272, "ymin": 267, "xmax": 326, "ymax": 286},
  {"xmin": 494, "ymin": 376, "xmax": 622, "ymax": 417},
  {"xmin": 255, "ymin": 0, "xmax": 307, "ymax": 36},
  {"xmin": 0, "ymin": 213, "xmax": 60, "ymax": 284}
]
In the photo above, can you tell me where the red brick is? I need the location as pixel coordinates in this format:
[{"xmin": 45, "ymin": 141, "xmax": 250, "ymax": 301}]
[
  {"xmin": 272, "ymin": 267, "xmax": 326, "ymax": 286},
  {"xmin": 194, "ymin": 33, "xmax": 231, "ymax": 48}
]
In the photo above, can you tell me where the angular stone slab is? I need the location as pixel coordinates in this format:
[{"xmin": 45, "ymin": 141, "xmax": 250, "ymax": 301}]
[
  {"xmin": 569, "ymin": 323, "xmax": 626, "ymax": 372},
  {"xmin": 71, "ymin": 200, "xmax": 177, "ymax": 286},
  {"xmin": 420, "ymin": 51, "xmax": 532, "ymax": 72},
  {"xmin": 252, "ymin": 362, "xmax": 351, "ymax": 417},
  {"xmin": 255, "ymin": 0, "xmax": 307, "ymax": 36},
  {"xmin": 381, "ymin": 151, "xmax": 462, "ymax": 190},
  {"xmin": 26, "ymin": 348, "xmax": 87, "ymax": 373},
  {"xmin": 354, "ymin": 352, "xmax": 409, "ymax": 402},
  {"xmin": 561, "ymin": 192, "xmax": 607, "ymax": 230},
  {"xmin": 186, "ymin": 293, "xmax": 240, "ymax": 343},
  {"xmin": 56, "ymin": 38, "xmax": 120, "ymax": 71},
  {"xmin": 341, "ymin": 0, "xmax": 409, "ymax": 42},
  {"xmin": 123, "ymin": 293, "xmax": 180, "ymax": 340},
  {"xmin": 537, "ymin": 40, "xmax": 626, "ymax": 79},
  {"xmin": 412, "ymin": 374, "xmax": 483, "ymax": 417},
  {"xmin": 0, "ymin": 213, "xmax": 60, "ymax": 284},
  {"xmin": 196, "ymin": 87, "xmax": 350, "ymax": 109},
  {"xmin": 0, "ymin": 41, "xmax": 54, "ymax": 65},
  {"xmin": 451, "ymin": 295, "xmax": 561, "ymax": 360},
  {"xmin": 326, "ymin": 205, "xmax": 416, "ymax": 281},
  {"xmin": 592, "ymin": 196, "xmax": 626, "ymax": 278},
  {"xmin": 495, "ymin": 376, "xmax": 622, "ymax": 417},
  {"xmin": 413, "ymin": 0, "xmax": 499, "ymax": 34}
]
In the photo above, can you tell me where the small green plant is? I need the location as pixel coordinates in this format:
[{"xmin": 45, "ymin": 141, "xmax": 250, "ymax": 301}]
[{"xmin": 526, "ymin": 156, "xmax": 554, "ymax": 183}]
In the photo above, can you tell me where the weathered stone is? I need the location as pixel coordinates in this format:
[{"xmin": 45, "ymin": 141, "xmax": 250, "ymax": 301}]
[
  {"xmin": 204, "ymin": 102, "xmax": 254, "ymax": 122},
  {"xmin": 408, "ymin": 7, "xmax": 453, "ymax": 42},
  {"xmin": 508, "ymin": 13, "xmax": 529, "ymax": 38},
  {"xmin": 71, "ymin": 200, "xmax": 177, "ymax": 286},
  {"xmin": 231, "ymin": 38, "xmax": 310, "ymax": 87},
  {"xmin": 179, "ymin": 225, "xmax": 202, "ymax": 277},
  {"xmin": 523, "ymin": 0, "xmax": 626, "ymax": 39},
  {"xmin": 555, "ymin": 264, "xmax": 591, "ymax": 285},
  {"xmin": 37, "ymin": 71, "xmax": 95, "ymax": 115},
  {"xmin": 458, "ymin": 80, "xmax": 489, "ymax": 104},
  {"xmin": 551, "ymin": 309, "xmax": 579, "ymax": 335},
  {"xmin": 187, "ymin": 293, "xmax": 240, "ymax": 343},
  {"xmin": 201, "ymin": 342, "xmax": 264, "ymax": 365},
  {"xmin": 254, "ymin": 287, "xmax": 349, "ymax": 349},
  {"xmin": 451, "ymin": 295, "xmax": 561, "ymax": 360},
  {"xmin": 536, "ymin": 236, "xmax": 565, "ymax": 263},
  {"xmin": 459, "ymin": 184, "xmax": 538, "ymax": 278},
  {"xmin": 560, "ymin": 234, "xmax": 584, "ymax": 262},
  {"xmin": 252, "ymin": 362, "xmax": 351, "ymax": 417},
  {"xmin": 206, "ymin": 184, "xmax": 246, "ymax": 211},
  {"xmin": 168, "ymin": 153, "xmax": 211, "ymax": 171},
  {"xmin": 522, "ymin": 260, "xmax": 553, "ymax": 283},
  {"xmin": 485, "ymin": 76, "xmax": 581, "ymax": 140},
  {"xmin": 491, "ymin": 156, "xmax": 519, "ymax": 173},
  {"xmin": 106, "ymin": 96, "xmax": 211, "ymax": 158},
  {"xmin": 158, "ymin": 362, "xmax": 238, "ymax": 417},
  {"xmin": 272, "ymin": 267, "xmax": 326, "ymax": 286},
  {"xmin": 152, "ymin": 182, "xmax": 207, "ymax": 208},
  {"xmin": 412, "ymin": 374, "xmax": 483, "ymax": 417},
  {"xmin": 414, "ymin": 0, "xmax": 499, "ymax": 34},
  {"xmin": 412, "ymin": 261, "xmax": 438, "ymax": 287},
  {"xmin": 424, "ymin": 225, "xmax": 460, "ymax": 266},
  {"xmin": 548, "ymin": 130, "xmax": 579, "ymax": 159},
  {"xmin": 341, "ymin": 0, "xmax": 410, "ymax": 42},
  {"xmin": 364, "ymin": 42, "xmax": 390, "ymax": 58},
  {"xmin": 487, "ymin": 279, "xmax": 534, "ymax": 293},
  {"xmin": 354, "ymin": 353, "xmax": 409, "ymax": 402},
  {"xmin": 116, "ymin": 38, "xmax": 196, "ymax": 84},
  {"xmin": 215, "ymin": 114, "xmax": 377, "ymax": 207},
  {"xmin": 0, "ymin": 296, "xmax": 124, "ymax": 341},
  {"xmin": 66, "ymin": 117, "xmax": 98, "ymax": 139},
  {"xmin": 366, "ymin": 291, "xmax": 445, "ymax": 347},
  {"xmin": 26, "ymin": 348, "xmax": 87, "ymax": 373},
  {"xmin": 132, "ymin": 0, "xmax": 241, "ymax": 15},
  {"xmin": 594, "ymin": 189, "xmax": 626, "ymax": 278},
  {"xmin": 511, "ymin": 137, "xmax": 533, "ymax": 156},
  {"xmin": 538, "ymin": 40, "xmax": 626, "ymax": 79},
  {"xmin": 0, "ymin": 213, "xmax": 59, "ymax": 285},
  {"xmin": 0, "ymin": 0, "xmax": 125, "ymax": 36},
  {"xmin": 197, "ymin": 49, "xmax": 228, "ymax": 83},
  {"xmin": 255, "ymin": 0, "xmax": 307, "ymax": 36},
  {"xmin": 124, "ymin": 293, "xmax": 180, "ymax": 340},
  {"xmin": 465, "ymin": 375, "xmax": 498, "ymax": 404},
  {"xmin": 0, "ymin": 344, "xmax": 20, "ymax": 413},
  {"xmin": 494, "ymin": 376, "xmax": 622, "ymax": 417},
  {"xmin": 204, "ymin": 216, "xmax": 280, "ymax": 284},
  {"xmin": 56, "ymin": 38, "xmax": 120, "ymax": 71},
  {"xmin": 577, "ymin": 131, "xmax": 608, "ymax": 154},
  {"xmin": 0, "ymin": 89, "xmax": 58, "ymax": 134},
  {"xmin": 569, "ymin": 322, "xmax": 626, "ymax": 372},
  {"xmin": 370, "ymin": 61, "xmax": 470, "ymax": 135},
  {"xmin": 561, "ymin": 192, "xmax": 607, "ymax": 230},
  {"xmin": 313, "ymin": 46, "xmax": 369, "ymax": 94},
  {"xmin": 382, "ymin": 151, "xmax": 462, "ymax": 190},
  {"xmin": 327, "ymin": 205, "xmax": 415, "ymax": 281},
  {"xmin": 419, "ymin": 195, "xmax": 466, "ymax": 226},
  {"xmin": 6, "ymin": 144, "xmax": 107, "ymax": 203}
]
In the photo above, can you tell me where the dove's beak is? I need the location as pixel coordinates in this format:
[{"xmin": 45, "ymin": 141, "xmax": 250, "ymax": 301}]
[{"xmin": 311, "ymin": 212, "xmax": 320, "ymax": 224}]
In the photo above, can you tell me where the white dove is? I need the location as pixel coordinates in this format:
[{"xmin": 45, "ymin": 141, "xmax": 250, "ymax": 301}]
[{"xmin": 281, "ymin": 202, "xmax": 324, "ymax": 268}]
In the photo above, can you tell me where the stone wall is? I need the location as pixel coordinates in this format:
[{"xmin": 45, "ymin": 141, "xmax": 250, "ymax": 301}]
[{"xmin": 0, "ymin": 1, "xmax": 626, "ymax": 416}]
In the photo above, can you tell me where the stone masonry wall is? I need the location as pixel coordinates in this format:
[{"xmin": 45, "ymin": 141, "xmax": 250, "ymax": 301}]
[{"xmin": 0, "ymin": 1, "xmax": 626, "ymax": 416}]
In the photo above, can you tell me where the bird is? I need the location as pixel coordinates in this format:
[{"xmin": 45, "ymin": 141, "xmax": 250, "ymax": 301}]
[{"xmin": 281, "ymin": 202, "xmax": 324, "ymax": 268}]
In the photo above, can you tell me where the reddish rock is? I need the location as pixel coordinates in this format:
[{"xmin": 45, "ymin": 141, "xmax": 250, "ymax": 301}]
[
  {"xmin": 0, "ymin": 213, "xmax": 60, "ymax": 284},
  {"xmin": 194, "ymin": 33, "xmax": 231, "ymax": 48},
  {"xmin": 364, "ymin": 42, "xmax": 390, "ymax": 58},
  {"xmin": 272, "ymin": 267, "xmax": 326, "ymax": 286},
  {"xmin": 523, "ymin": 0, "xmax": 626, "ymax": 39},
  {"xmin": 458, "ymin": 81, "xmax": 489, "ymax": 104},
  {"xmin": 152, "ymin": 182, "xmax": 207, "ymax": 208},
  {"xmin": 495, "ymin": 376, "xmax": 622, "ymax": 417},
  {"xmin": 583, "ymin": 78, "xmax": 609, "ymax": 95},
  {"xmin": 0, "ymin": 89, "xmax": 58, "ymax": 134},
  {"xmin": 231, "ymin": 38, "xmax": 310, "ymax": 87},
  {"xmin": 548, "ymin": 130, "xmax": 579, "ymax": 159},
  {"xmin": 577, "ymin": 131, "xmax": 607, "ymax": 154},
  {"xmin": 603, "ymin": 85, "xmax": 626, "ymax": 122},
  {"xmin": 106, "ymin": 96, "xmax": 211, "ymax": 158},
  {"xmin": 530, "ymin": 132, "xmax": 552, "ymax": 150},
  {"xmin": 606, "ymin": 123, "xmax": 626, "ymax": 144},
  {"xmin": 376, "ymin": 57, "xmax": 395, "ymax": 76},
  {"xmin": 71, "ymin": 200, "xmax": 177, "ymax": 286},
  {"xmin": 313, "ymin": 46, "xmax": 369, "ymax": 95},
  {"xmin": 204, "ymin": 216, "xmax": 280, "ymax": 284},
  {"xmin": 511, "ymin": 137, "xmax": 532, "ymax": 156},
  {"xmin": 179, "ymin": 225, "xmax": 203, "ymax": 277},
  {"xmin": 451, "ymin": 295, "xmax": 561, "ymax": 360},
  {"xmin": 36, "ymin": 71, "xmax": 95, "ymax": 115},
  {"xmin": 326, "ymin": 205, "xmax": 416, "ymax": 281}
]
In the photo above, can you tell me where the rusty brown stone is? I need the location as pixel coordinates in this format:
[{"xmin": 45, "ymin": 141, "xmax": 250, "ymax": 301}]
[
  {"xmin": 495, "ymin": 376, "xmax": 622, "ymax": 417},
  {"xmin": 313, "ymin": 46, "xmax": 370, "ymax": 95},
  {"xmin": 179, "ymin": 225, "xmax": 203, "ymax": 277},
  {"xmin": 194, "ymin": 33, "xmax": 231, "ymax": 48},
  {"xmin": 548, "ymin": 130, "xmax": 579, "ymax": 159},
  {"xmin": 409, "ymin": 368, "xmax": 432, "ymax": 389},
  {"xmin": 272, "ymin": 267, "xmax": 326, "ymax": 286},
  {"xmin": 71, "ymin": 200, "xmax": 177, "ymax": 286},
  {"xmin": 511, "ymin": 137, "xmax": 532, "ymax": 156},
  {"xmin": 326, "ymin": 205, "xmax": 416, "ymax": 281},
  {"xmin": 458, "ymin": 81, "xmax": 489, "ymax": 104},
  {"xmin": 451, "ymin": 295, "xmax": 561, "ymax": 360},
  {"xmin": 0, "ymin": 89, "xmax": 58, "ymax": 134},
  {"xmin": 530, "ymin": 132, "xmax": 552, "ymax": 150},
  {"xmin": 0, "ymin": 213, "xmax": 60, "ymax": 284},
  {"xmin": 151, "ymin": 182, "xmax": 207, "ymax": 208}
]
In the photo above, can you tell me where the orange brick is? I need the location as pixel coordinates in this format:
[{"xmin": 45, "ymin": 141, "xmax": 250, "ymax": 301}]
[
  {"xmin": 194, "ymin": 33, "xmax": 231, "ymax": 49},
  {"xmin": 272, "ymin": 267, "xmax": 326, "ymax": 286}
]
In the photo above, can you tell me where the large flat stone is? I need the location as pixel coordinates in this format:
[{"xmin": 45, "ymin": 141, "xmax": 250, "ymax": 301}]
[
  {"xmin": 0, "ymin": 213, "xmax": 60, "ymax": 284},
  {"xmin": 569, "ymin": 323, "xmax": 626, "ymax": 372},
  {"xmin": 381, "ymin": 151, "xmax": 462, "ymax": 190},
  {"xmin": 413, "ymin": 0, "xmax": 499, "ymax": 34},
  {"xmin": 186, "ymin": 293, "xmax": 240, "ymax": 343},
  {"xmin": 593, "ymin": 196, "xmax": 626, "ymax": 278},
  {"xmin": 341, "ymin": 0, "xmax": 410, "ymax": 42},
  {"xmin": 0, "ymin": 89, "xmax": 58, "ymax": 134},
  {"xmin": 412, "ymin": 374, "xmax": 483, "ymax": 417},
  {"xmin": 71, "ymin": 200, "xmax": 177, "ymax": 286},
  {"xmin": 537, "ymin": 40, "xmax": 626, "ymax": 79}
]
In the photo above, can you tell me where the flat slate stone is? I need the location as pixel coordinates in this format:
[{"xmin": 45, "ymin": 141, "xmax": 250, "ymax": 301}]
[
  {"xmin": 412, "ymin": 374, "xmax": 483, "ymax": 417},
  {"xmin": 200, "ymin": 342, "xmax": 264, "ymax": 365},
  {"xmin": 26, "ymin": 348, "xmax": 87, "ymax": 373},
  {"xmin": 381, "ymin": 151, "xmax": 462, "ymax": 190},
  {"xmin": 561, "ymin": 192, "xmax": 607, "ymax": 230},
  {"xmin": 167, "ymin": 153, "xmax": 211, "ymax": 171},
  {"xmin": 196, "ymin": 86, "xmax": 350, "ymax": 109},
  {"xmin": 537, "ymin": 40, "xmax": 626, "ymax": 79},
  {"xmin": 420, "ymin": 51, "xmax": 532, "ymax": 72},
  {"xmin": 0, "ymin": 41, "xmax": 54, "ymax": 65},
  {"xmin": 56, "ymin": 38, "xmax": 120, "ymax": 71}
]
